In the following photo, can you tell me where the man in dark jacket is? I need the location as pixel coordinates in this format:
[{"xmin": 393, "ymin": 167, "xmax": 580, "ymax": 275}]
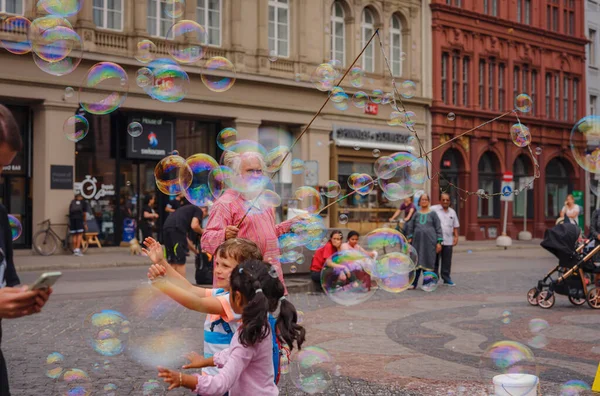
[{"xmin": 0, "ymin": 105, "xmax": 52, "ymax": 395}]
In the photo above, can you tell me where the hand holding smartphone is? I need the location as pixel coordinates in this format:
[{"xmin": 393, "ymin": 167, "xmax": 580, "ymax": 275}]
[{"xmin": 29, "ymin": 271, "xmax": 62, "ymax": 291}]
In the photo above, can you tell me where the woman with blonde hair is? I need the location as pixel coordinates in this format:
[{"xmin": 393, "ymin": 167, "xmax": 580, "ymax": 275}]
[{"xmin": 560, "ymin": 194, "xmax": 580, "ymax": 225}]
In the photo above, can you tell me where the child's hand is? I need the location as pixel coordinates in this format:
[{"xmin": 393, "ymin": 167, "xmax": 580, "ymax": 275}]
[
  {"xmin": 182, "ymin": 351, "xmax": 204, "ymax": 369},
  {"xmin": 157, "ymin": 367, "xmax": 181, "ymax": 391},
  {"xmin": 142, "ymin": 237, "xmax": 164, "ymax": 264},
  {"xmin": 147, "ymin": 264, "xmax": 167, "ymax": 282}
]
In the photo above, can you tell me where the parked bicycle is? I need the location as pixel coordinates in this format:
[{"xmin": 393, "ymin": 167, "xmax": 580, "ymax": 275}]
[{"xmin": 32, "ymin": 218, "xmax": 88, "ymax": 256}]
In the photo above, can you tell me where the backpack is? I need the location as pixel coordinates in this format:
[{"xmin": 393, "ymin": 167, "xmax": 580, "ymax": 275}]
[
  {"xmin": 268, "ymin": 313, "xmax": 289, "ymax": 385},
  {"xmin": 69, "ymin": 200, "xmax": 83, "ymax": 216}
]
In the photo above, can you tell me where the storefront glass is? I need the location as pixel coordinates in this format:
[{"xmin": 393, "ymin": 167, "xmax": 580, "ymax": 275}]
[
  {"xmin": 477, "ymin": 152, "xmax": 500, "ymax": 218},
  {"xmin": 545, "ymin": 157, "xmax": 572, "ymax": 218}
]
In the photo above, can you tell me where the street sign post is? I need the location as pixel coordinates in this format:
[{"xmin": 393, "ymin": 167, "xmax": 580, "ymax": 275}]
[
  {"xmin": 497, "ymin": 172, "xmax": 514, "ymax": 248},
  {"xmin": 518, "ymin": 176, "xmax": 534, "ymax": 241}
]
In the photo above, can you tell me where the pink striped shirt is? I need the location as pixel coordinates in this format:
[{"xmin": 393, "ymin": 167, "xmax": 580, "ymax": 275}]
[{"xmin": 201, "ymin": 190, "xmax": 293, "ymax": 291}]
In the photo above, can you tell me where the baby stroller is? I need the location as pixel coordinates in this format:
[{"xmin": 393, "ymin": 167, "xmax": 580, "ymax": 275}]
[{"xmin": 527, "ymin": 222, "xmax": 600, "ymax": 309}]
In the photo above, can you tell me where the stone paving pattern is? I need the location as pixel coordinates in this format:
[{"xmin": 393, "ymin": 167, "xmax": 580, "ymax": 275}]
[{"xmin": 3, "ymin": 247, "xmax": 600, "ymax": 395}]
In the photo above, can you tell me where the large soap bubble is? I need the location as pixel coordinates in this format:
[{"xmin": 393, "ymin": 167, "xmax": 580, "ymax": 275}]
[
  {"xmin": 79, "ymin": 62, "xmax": 128, "ymax": 115},
  {"xmin": 84, "ymin": 310, "xmax": 131, "ymax": 357},
  {"xmin": 571, "ymin": 115, "xmax": 600, "ymax": 174},
  {"xmin": 290, "ymin": 346, "xmax": 334, "ymax": 394},
  {"xmin": 320, "ymin": 250, "xmax": 376, "ymax": 306},
  {"xmin": 180, "ymin": 154, "xmax": 220, "ymax": 207},
  {"xmin": 154, "ymin": 154, "xmax": 192, "ymax": 196}
]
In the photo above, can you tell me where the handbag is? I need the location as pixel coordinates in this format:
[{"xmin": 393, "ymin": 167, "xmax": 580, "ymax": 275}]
[{"xmin": 195, "ymin": 251, "xmax": 213, "ymax": 285}]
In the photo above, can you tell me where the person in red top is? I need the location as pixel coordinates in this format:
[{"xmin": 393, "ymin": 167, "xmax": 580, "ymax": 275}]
[{"xmin": 310, "ymin": 230, "xmax": 343, "ymax": 289}]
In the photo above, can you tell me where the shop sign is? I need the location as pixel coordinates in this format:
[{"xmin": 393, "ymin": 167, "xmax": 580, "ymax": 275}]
[
  {"xmin": 364, "ymin": 103, "xmax": 378, "ymax": 115},
  {"xmin": 126, "ymin": 116, "xmax": 175, "ymax": 160},
  {"xmin": 3, "ymin": 151, "xmax": 25, "ymax": 175},
  {"xmin": 333, "ymin": 125, "xmax": 413, "ymax": 152},
  {"xmin": 74, "ymin": 175, "xmax": 115, "ymax": 200},
  {"xmin": 50, "ymin": 165, "xmax": 73, "ymax": 190}
]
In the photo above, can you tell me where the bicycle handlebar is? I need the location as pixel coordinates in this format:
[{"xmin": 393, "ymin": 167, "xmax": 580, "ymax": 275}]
[{"xmin": 37, "ymin": 219, "xmax": 50, "ymax": 226}]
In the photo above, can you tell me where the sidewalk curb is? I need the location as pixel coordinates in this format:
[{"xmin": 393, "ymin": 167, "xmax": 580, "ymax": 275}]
[{"xmin": 453, "ymin": 244, "xmax": 541, "ymax": 253}]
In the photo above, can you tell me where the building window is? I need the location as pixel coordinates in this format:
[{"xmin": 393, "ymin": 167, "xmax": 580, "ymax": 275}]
[
  {"xmin": 547, "ymin": 1, "xmax": 559, "ymax": 31},
  {"xmin": 197, "ymin": 0, "xmax": 221, "ymax": 46},
  {"xmin": 513, "ymin": 66, "xmax": 520, "ymax": 107},
  {"xmin": 268, "ymin": 0, "xmax": 289, "ymax": 58},
  {"xmin": 330, "ymin": 1, "xmax": 346, "ymax": 66},
  {"xmin": 452, "ymin": 53, "xmax": 459, "ymax": 106},
  {"xmin": 463, "ymin": 57, "xmax": 470, "ymax": 106},
  {"xmin": 522, "ymin": 66, "xmax": 529, "ymax": 95},
  {"xmin": 563, "ymin": 76, "xmax": 569, "ymax": 121},
  {"xmin": 479, "ymin": 59, "xmax": 486, "ymax": 108},
  {"xmin": 446, "ymin": 0, "xmax": 462, "ymax": 5},
  {"xmin": 478, "ymin": 152, "xmax": 500, "ymax": 218},
  {"xmin": 531, "ymin": 70, "xmax": 537, "ymax": 116},
  {"xmin": 361, "ymin": 8, "xmax": 375, "ymax": 72},
  {"xmin": 545, "ymin": 157, "xmax": 572, "ymax": 218},
  {"xmin": 590, "ymin": 29, "xmax": 597, "ymax": 67},
  {"xmin": 517, "ymin": 0, "xmax": 531, "ymax": 24},
  {"xmin": 484, "ymin": 0, "xmax": 498, "ymax": 16},
  {"xmin": 573, "ymin": 78, "xmax": 578, "ymax": 120},
  {"xmin": 513, "ymin": 155, "xmax": 533, "ymax": 218},
  {"xmin": 93, "ymin": 0, "xmax": 123, "ymax": 31},
  {"xmin": 390, "ymin": 14, "xmax": 402, "ymax": 76},
  {"xmin": 564, "ymin": 0, "xmax": 575, "ymax": 36},
  {"xmin": 0, "ymin": 0, "xmax": 22, "ymax": 14},
  {"xmin": 489, "ymin": 61, "xmax": 495, "ymax": 110},
  {"xmin": 147, "ymin": 0, "xmax": 175, "ymax": 37},
  {"xmin": 442, "ymin": 53, "xmax": 448, "ymax": 104},
  {"xmin": 554, "ymin": 74, "xmax": 560, "ymax": 120},
  {"xmin": 591, "ymin": 95, "xmax": 598, "ymax": 116},
  {"xmin": 546, "ymin": 73, "xmax": 551, "ymax": 117},
  {"xmin": 498, "ymin": 64, "xmax": 505, "ymax": 111}
]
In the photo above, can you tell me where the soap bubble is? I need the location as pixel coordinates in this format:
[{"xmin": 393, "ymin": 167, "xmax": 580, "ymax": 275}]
[
  {"xmin": 370, "ymin": 89, "xmax": 383, "ymax": 104},
  {"xmin": 30, "ymin": 16, "xmax": 83, "ymax": 76},
  {"xmin": 56, "ymin": 368, "xmax": 91, "ymax": 396},
  {"xmin": 63, "ymin": 114, "xmax": 89, "ymax": 142},
  {"xmin": 291, "ymin": 159, "xmax": 305, "ymax": 175},
  {"xmin": 528, "ymin": 318, "xmax": 549, "ymax": 333},
  {"xmin": 207, "ymin": 166, "xmax": 234, "ymax": 200},
  {"xmin": 290, "ymin": 265, "xmax": 298, "ymax": 273},
  {"xmin": 447, "ymin": 112, "xmax": 456, "ymax": 121},
  {"xmin": 201, "ymin": 56, "xmax": 236, "ymax": 92},
  {"xmin": 128, "ymin": 329, "xmax": 197, "ymax": 369},
  {"xmin": 290, "ymin": 346, "xmax": 334, "ymax": 394},
  {"xmin": 135, "ymin": 40, "xmax": 156, "ymax": 63},
  {"xmin": 84, "ymin": 310, "xmax": 130, "ymax": 357},
  {"xmin": 559, "ymin": 380, "xmax": 591, "ymax": 395},
  {"xmin": 349, "ymin": 67, "xmax": 365, "ymax": 88},
  {"xmin": 510, "ymin": 123, "xmax": 532, "ymax": 148},
  {"xmin": 330, "ymin": 86, "xmax": 346, "ymax": 103},
  {"xmin": 136, "ymin": 67, "xmax": 153, "ymax": 88},
  {"xmin": 332, "ymin": 96, "xmax": 349, "ymax": 111},
  {"xmin": 348, "ymin": 173, "xmax": 374, "ymax": 196},
  {"xmin": 527, "ymin": 334, "xmax": 548, "ymax": 349},
  {"xmin": 374, "ymin": 156, "xmax": 397, "ymax": 180},
  {"xmin": 37, "ymin": 0, "xmax": 82, "ymax": 17},
  {"xmin": 571, "ymin": 115, "xmax": 600, "ymax": 174},
  {"xmin": 64, "ymin": 86, "xmax": 74, "ymax": 98},
  {"xmin": 7, "ymin": 215, "xmax": 22, "ymax": 241},
  {"xmin": 535, "ymin": 147, "xmax": 542, "ymax": 155},
  {"xmin": 400, "ymin": 80, "xmax": 416, "ymax": 99},
  {"xmin": 265, "ymin": 146, "xmax": 290, "ymax": 173},
  {"xmin": 103, "ymin": 383, "xmax": 118, "ymax": 395},
  {"xmin": 154, "ymin": 154, "xmax": 191, "ymax": 196},
  {"xmin": 515, "ymin": 94, "xmax": 533, "ymax": 113},
  {"xmin": 421, "ymin": 271, "xmax": 439, "ymax": 292},
  {"xmin": 79, "ymin": 62, "xmax": 128, "ymax": 115},
  {"xmin": 180, "ymin": 154, "xmax": 220, "ymax": 207},
  {"xmin": 479, "ymin": 341, "xmax": 538, "ymax": 396},
  {"xmin": 164, "ymin": 0, "xmax": 185, "ymax": 18},
  {"xmin": 320, "ymin": 250, "xmax": 376, "ymax": 306},
  {"xmin": 268, "ymin": 50, "xmax": 278, "ymax": 62},
  {"xmin": 0, "ymin": 16, "xmax": 32, "ymax": 55},
  {"xmin": 166, "ymin": 20, "xmax": 206, "ymax": 63},
  {"xmin": 217, "ymin": 127, "xmax": 238, "ymax": 150},
  {"xmin": 141, "ymin": 379, "xmax": 165, "ymax": 395},
  {"xmin": 381, "ymin": 92, "xmax": 394, "ymax": 105},
  {"xmin": 143, "ymin": 58, "xmax": 190, "ymax": 102},
  {"xmin": 323, "ymin": 180, "xmax": 341, "ymax": 198},
  {"xmin": 127, "ymin": 122, "xmax": 143, "ymax": 138},
  {"xmin": 352, "ymin": 91, "xmax": 369, "ymax": 108},
  {"xmin": 338, "ymin": 214, "xmax": 348, "ymax": 224},
  {"xmin": 294, "ymin": 186, "xmax": 321, "ymax": 214},
  {"xmin": 310, "ymin": 63, "xmax": 336, "ymax": 91},
  {"xmin": 45, "ymin": 352, "xmax": 65, "ymax": 379},
  {"xmin": 372, "ymin": 148, "xmax": 381, "ymax": 157},
  {"xmin": 501, "ymin": 310, "xmax": 511, "ymax": 324},
  {"xmin": 327, "ymin": 59, "xmax": 342, "ymax": 77}
]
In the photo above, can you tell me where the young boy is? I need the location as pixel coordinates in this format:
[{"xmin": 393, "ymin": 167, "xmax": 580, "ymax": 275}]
[{"xmin": 143, "ymin": 237, "xmax": 262, "ymax": 375}]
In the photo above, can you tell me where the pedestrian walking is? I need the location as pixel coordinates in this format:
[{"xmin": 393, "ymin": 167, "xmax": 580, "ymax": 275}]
[
  {"xmin": 68, "ymin": 193, "xmax": 89, "ymax": 256},
  {"xmin": 431, "ymin": 192, "xmax": 459, "ymax": 286},
  {"xmin": 310, "ymin": 230, "xmax": 343, "ymax": 290},
  {"xmin": 404, "ymin": 194, "xmax": 443, "ymax": 289},
  {"xmin": 162, "ymin": 204, "xmax": 204, "ymax": 277}
]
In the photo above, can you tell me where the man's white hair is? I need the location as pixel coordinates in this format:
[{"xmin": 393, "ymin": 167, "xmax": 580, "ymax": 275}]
[{"xmin": 223, "ymin": 150, "xmax": 266, "ymax": 175}]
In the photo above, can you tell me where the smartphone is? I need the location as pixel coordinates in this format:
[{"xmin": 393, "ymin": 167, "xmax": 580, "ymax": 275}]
[{"xmin": 29, "ymin": 271, "xmax": 62, "ymax": 290}]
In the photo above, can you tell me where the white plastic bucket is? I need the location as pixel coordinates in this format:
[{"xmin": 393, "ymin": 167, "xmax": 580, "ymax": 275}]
[{"xmin": 493, "ymin": 374, "xmax": 538, "ymax": 396}]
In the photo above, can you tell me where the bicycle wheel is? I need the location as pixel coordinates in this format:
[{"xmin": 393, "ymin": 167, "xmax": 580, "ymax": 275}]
[{"xmin": 32, "ymin": 230, "xmax": 58, "ymax": 256}]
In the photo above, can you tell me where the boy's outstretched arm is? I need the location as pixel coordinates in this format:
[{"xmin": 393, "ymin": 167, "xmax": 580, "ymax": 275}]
[{"xmin": 152, "ymin": 277, "xmax": 224, "ymax": 315}]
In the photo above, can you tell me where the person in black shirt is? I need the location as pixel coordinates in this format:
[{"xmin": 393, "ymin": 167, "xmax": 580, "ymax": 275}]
[
  {"xmin": 0, "ymin": 104, "xmax": 52, "ymax": 395},
  {"xmin": 162, "ymin": 204, "xmax": 203, "ymax": 277},
  {"xmin": 164, "ymin": 193, "xmax": 184, "ymax": 220},
  {"xmin": 140, "ymin": 195, "xmax": 159, "ymax": 242},
  {"xmin": 68, "ymin": 193, "xmax": 89, "ymax": 256}
]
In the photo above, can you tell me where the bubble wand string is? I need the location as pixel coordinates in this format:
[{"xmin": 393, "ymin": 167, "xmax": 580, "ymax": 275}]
[{"xmin": 235, "ymin": 28, "xmax": 381, "ymax": 227}]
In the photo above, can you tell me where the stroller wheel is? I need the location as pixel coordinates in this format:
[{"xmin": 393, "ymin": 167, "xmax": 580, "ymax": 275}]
[
  {"xmin": 587, "ymin": 288, "xmax": 600, "ymax": 309},
  {"xmin": 568, "ymin": 295, "xmax": 586, "ymax": 306},
  {"xmin": 537, "ymin": 291, "xmax": 555, "ymax": 309},
  {"xmin": 527, "ymin": 288, "xmax": 539, "ymax": 306}
]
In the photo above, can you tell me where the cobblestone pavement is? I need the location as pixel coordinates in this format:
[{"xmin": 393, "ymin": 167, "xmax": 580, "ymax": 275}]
[{"xmin": 4, "ymin": 247, "xmax": 600, "ymax": 395}]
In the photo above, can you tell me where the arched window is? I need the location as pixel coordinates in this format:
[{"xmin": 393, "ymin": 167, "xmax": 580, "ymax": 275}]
[
  {"xmin": 268, "ymin": 0, "xmax": 290, "ymax": 58},
  {"xmin": 361, "ymin": 8, "xmax": 375, "ymax": 72},
  {"xmin": 439, "ymin": 149, "xmax": 462, "ymax": 212},
  {"xmin": 197, "ymin": 0, "xmax": 222, "ymax": 46},
  {"xmin": 545, "ymin": 157, "xmax": 573, "ymax": 218},
  {"xmin": 93, "ymin": 0, "xmax": 124, "ymax": 31},
  {"xmin": 478, "ymin": 152, "xmax": 501, "ymax": 218},
  {"xmin": 390, "ymin": 14, "xmax": 402, "ymax": 76},
  {"xmin": 0, "ymin": 0, "xmax": 23, "ymax": 14},
  {"xmin": 330, "ymin": 1, "xmax": 345, "ymax": 65},
  {"xmin": 513, "ymin": 155, "xmax": 533, "ymax": 218}
]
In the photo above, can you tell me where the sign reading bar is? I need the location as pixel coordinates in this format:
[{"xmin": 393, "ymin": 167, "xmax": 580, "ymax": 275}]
[
  {"xmin": 126, "ymin": 116, "xmax": 175, "ymax": 160},
  {"xmin": 333, "ymin": 125, "xmax": 413, "ymax": 151},
  {"xmin": 50, "ymin": 165, "xmax": 73, "ymax": 190},
  {"xmin": 3, "ymin": 150, "xmax": 24, "ymax": 175}
]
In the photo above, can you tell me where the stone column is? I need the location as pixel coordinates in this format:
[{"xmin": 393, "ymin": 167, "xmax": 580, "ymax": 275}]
[
  {"xmin": 32, "ymin": 102, "xmax": 80, "ymax": 231},
  {"xmin": 233, "ymin": 118, "xmax": 261, "ymax": 141},
  {"xmin": 133, "ymin": 0, "xmax": 148, "ymax": 35},
  {"xmin": 75, "ymin": 0, "xmax": 94, "ymax": 29}
]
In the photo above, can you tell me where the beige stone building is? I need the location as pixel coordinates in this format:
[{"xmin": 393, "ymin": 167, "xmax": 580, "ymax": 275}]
[{"xmin": 0, "ymin": 0, "xmax": 431, "ymax": 249}]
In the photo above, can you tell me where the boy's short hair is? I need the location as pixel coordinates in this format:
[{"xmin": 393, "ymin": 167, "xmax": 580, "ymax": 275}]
[
  {"xmin": 0, "ymin": 105, "xmax": 23, "ymax": 152},
  {"xmin": 216, "ymin": 238, "xmax": 263, "ymax": 263}
]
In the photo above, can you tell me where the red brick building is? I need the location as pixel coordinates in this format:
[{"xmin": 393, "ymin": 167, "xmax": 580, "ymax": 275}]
[{"xmin": 430, "ymin": 0, "xmax": 588, "ymax": 240}]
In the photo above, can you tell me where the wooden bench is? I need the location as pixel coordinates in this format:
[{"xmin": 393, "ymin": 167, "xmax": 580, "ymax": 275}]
[{"xmin": 84, "ymin": 232, "xmax": 102, "ymax": 248}]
